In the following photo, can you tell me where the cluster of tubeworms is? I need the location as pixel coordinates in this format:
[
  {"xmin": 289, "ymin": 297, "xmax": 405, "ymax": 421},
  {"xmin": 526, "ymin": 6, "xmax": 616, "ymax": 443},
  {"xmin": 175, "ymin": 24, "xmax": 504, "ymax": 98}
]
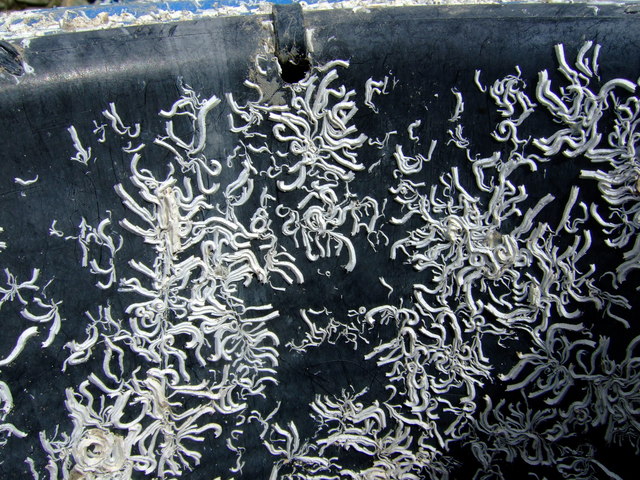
[
  {"xmin": 0, "ymin": 259, "xmax": 62, "ymax": 449},
  {"xmin": 1, "ymin": 40, "xmax": 639, "ymax": 480}
]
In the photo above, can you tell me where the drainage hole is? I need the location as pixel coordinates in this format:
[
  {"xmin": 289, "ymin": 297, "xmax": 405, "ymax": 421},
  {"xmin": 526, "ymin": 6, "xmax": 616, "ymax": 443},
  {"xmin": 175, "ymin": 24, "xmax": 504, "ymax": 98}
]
[{"xmin": 279, "ymin": 56, "xmax": 311, "ymax": 84}]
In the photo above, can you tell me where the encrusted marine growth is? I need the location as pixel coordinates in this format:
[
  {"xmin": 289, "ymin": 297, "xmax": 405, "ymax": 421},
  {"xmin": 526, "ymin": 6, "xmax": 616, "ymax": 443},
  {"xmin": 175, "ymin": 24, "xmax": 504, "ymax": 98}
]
[{"xmin": 0, "ymin": 40, "xmax": 638, "ymax": 480}]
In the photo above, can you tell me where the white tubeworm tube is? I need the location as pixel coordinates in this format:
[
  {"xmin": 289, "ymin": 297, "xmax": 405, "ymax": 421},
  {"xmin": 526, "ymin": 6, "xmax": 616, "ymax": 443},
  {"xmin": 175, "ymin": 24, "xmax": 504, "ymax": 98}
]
[
  {"xmin": 0, "ymin": 326, "xmax": 39, "ymax": 367},
  {"xmin": 102, "ymin": 102, "xmax": 141, "ymax": 138},
  {"xmin": 364, "ymin": 77, "xmax": 389, "ymax": 113},
  {"xmin": 67, "ymin": 126, "xmax": 92, "ymax": 165},
  {"xmin": 408, "ymin": 119, "xmax": 422, "ymax": 142},
  {"xmin": 14, "ymin": 175, "xmax": 38, "ymax": 186},
  {"xmin": 556, "ymin": 186, "xmax": 580, "ymax": 233},
  {"xmin": 449, "ymin": 88, "xmax": 464, "ymax": 122},
  {"xmin": 474, "ymin": 69, "xmax": 487, "ymax": 93},
  {"xmin": 379, "ymin": 277, "xmax": 393, "ymax": 298}
]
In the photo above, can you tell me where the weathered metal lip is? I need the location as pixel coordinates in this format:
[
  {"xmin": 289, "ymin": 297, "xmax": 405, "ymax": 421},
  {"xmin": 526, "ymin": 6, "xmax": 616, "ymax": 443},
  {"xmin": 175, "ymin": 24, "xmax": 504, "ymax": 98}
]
[
  {"xmin": 4, "ymin": 0, "xmax": 633, "ymax": 42},
  {"xmin": 0, "ymin": 0, "xmax": 271, "ymax": 41}
]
